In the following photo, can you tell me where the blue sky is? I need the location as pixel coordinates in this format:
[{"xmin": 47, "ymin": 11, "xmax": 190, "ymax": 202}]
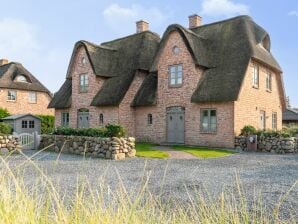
[{"xmin": 0, "ymin": 0, "xmax": 297, "ymax": 107}]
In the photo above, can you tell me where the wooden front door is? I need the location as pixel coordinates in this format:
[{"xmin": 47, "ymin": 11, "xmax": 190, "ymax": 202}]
[
  {"xmin": 260, "ymin": 110, "xmax": 266, "ymax": 130},
  {"xmin": 167, "ymin": 107, "xmax": 185, "ymax": 144},
  {"xmin": 78, "ymin": 111, "xmax": 89, "ymax": 128}
]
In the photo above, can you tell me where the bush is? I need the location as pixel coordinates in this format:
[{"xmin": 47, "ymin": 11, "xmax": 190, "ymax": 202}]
[
  {"xmin": 37, "ymin": 115, "xmax": 55, "ymax": 134},
  {"xmin": 53, "ymin": 127, "xmax": 107, "ymax": 137},
  {"xmin": 105, "ymin": 124, "xmax": 126, "ymax": 138},
  {"xmin": 0, "ymin": 108, "xmax": 10, "ymax": 120},
  {"xmin": 0, "ymin": 122, "xmax": 12, "ymax": 135},
  {"xmin": 52, "ymin": 124, "xmax": 126, "ymax": 138},
  {"xmin": 240, "ymin": 125, "xmax": 257, "ymax": 136}
]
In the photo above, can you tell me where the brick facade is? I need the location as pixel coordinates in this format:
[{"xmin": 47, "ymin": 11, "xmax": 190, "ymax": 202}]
[
  {"xmin": 0, "ymin": 88, "xmax": 53, "ymax": 115},
  {"xmin": 55, "ymin": 30, "xmax": 283, "ymax": 148}
]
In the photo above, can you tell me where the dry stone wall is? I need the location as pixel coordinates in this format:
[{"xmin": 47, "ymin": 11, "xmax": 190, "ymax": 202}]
[
  {"xmin": 0, "ymin": 135, "xmax": 21, "ymax": 154},
  {"xmin": 235, "ymin": 136, "xmax": 297, "ymax": 154},
  {"xmin": 38, "ymin": 135, "xmax": 136, "ymax": 160}
]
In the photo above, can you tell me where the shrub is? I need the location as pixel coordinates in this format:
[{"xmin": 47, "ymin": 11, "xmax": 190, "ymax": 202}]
[
  {"xmin": 53, "ymin": 126, "xmax": 107, "ymax": 137},
  {"xmin": 0, "ymin": 108, "xmax": 10, "ymax": 120},
  {"xmin": 240, "ymin": 125, "xmax": 257, "ymax": 136},
  {"xmin": 52, "ymin": 124, "xmax": 126, "ymax": 138},
  {"xmin": 105, "ymin": 123, "xmax": 126, "ymax": 138},
  {"xmin": 37, "ymin": 115, "xmax": 55, "ymax": 134},
  {"xmin": 0, "ymin": 122, "xmax": 12, "ymax": 135}
]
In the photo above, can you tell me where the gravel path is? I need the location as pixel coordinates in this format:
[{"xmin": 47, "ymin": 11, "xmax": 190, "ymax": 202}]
[
  {"xmin": 153, "ymin": 146, "xmax": 198, "ymax": 159},
  {"xmin": 1, "ymin": 150, "xmax": 298, "ymax": 218}
]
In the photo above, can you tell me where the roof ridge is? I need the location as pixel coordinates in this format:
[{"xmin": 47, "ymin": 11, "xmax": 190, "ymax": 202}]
[
  {"xmin": 79, "ymin": 40, "xmax": 117, "ymax": 51},
  {"xmin": 168, "ymin": 24, "xmax": 207, "ymax": 40},
  {"xmin": 101, "ymin": 30, "xmax": 160, "ymax": 46},
  {"xmin": 191, "ymin": 15, "xmax": 252, "ymax": 30}
]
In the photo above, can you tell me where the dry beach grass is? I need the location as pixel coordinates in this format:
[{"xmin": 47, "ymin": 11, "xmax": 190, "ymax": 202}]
[{"xmin": 0, "ymin": 149, "xmax": 297, "ymax": 224}]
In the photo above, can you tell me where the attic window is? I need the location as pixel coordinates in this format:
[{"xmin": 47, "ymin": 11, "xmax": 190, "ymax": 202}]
[
  {"xmin": 173, "ymin": 46, "xmax": 181, "ymax": 55},
  {"xmin": 82, "ymin": 57, "xmax": 87, "ymax": 65},
  {"xmin": 16, "ymin": 75, "xmax": 28, "ymax": 83},
  {"xmin": 262, "ymin": 35, "xmax": 271, "ymax": 52}
]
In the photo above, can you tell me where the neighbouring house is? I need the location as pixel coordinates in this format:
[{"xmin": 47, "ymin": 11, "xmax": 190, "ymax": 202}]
[
  {"xmin": 0, "ymin": 59, "xmax": 54, "ymax": 116},
  {"xmin": 49, "ymin": 15, "xmax": 286, "ymax": 148},
  {"xmin": 2, "ymin": 114, "xmax": 41, "ymax": 134},
  {"xmin": 283, "ymin": 108, "xmax": 298, "ymax": 126}
]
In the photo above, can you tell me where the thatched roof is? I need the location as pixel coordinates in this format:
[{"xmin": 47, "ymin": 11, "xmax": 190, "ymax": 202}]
[
  {"xmin": 48, "ymin": 79, "xmax": 72, "ymax": 109},
  {"xmin": 49, "ymin": 15, "xmax": 284, "ymax": 109},
  {"xmin": 283, "ymin": 109, "xmax": 298, "ymax": 121},
  {"xmin": 49, "ymin": 31, "xmax": 160, "ymax": 108},
  {"xmin": 0, "ymin": 62, "xmax": 51, "ymax": 95},
  {"xmin": 134, "ymin": 15, "xmax": 283, "ymax": 106}
]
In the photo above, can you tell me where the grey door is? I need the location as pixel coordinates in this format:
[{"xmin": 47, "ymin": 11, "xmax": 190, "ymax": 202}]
[
  {"xmin": 78, "ymin": 112, "xmax": 89, "ymax": 128},
  {"xmin": 260, "ymin": 110, "xmax": 266, "ymax": 130},
  {"xmin": 167, "ymin": 107, "xmax": 185, "ymax": 144}
]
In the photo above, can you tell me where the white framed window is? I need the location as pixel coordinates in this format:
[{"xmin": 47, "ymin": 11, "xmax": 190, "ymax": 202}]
[
  {"xmin": 16, "ymin": 75, "xmax": 28, "ymax": 83},
  {"xmin": 22, "ymin": 120, "xmax": 28, "ymax": 128},
  {"xmin": 61, "ymin": 112, "xmax": 69, "ymax": 127},
  {"xmin": 266, "ymin": 72, "xmax": 272, "ymax": 91},
  {"xmin": 200, "ymin": 109, "xmax": 217, "ymax": 133},
  {"xmin": 29, "ymin": 120, "xmax": 35, "ymax": 129},
  {"xmin": 79, "ymin": 74, "xmax": 89, "ymax": 92},
  {"xmin": 272, "ymin": 112, "xmax": 277, "ymax": 130},
  {"xmin": 7, "ymin": 90, "xmax": 17, "ymax": 101},
  {"xmin": 147, "ymin": 114, "xmax": 153, "ymax": 125},
  {"xmin": 99, "ymin": 113, "xmax": 104, "ymax": 125},
  {"xmin": 28, "ymin": 92, "xmax": 37, "ymax": 103},
  {"xmin": 82, "ymin": 57, "xmax": 87, "ymax": 65},
  {"xmin": 169, "ymin": 64, "xmax": 183, "ymax": 87},
  {"xmin": 252, "ymin": 64, "xmax": 259, "ymax": 88},
  {"xmin": 172, "ymin": 46, "xmax": 181, "ymax": 54}
]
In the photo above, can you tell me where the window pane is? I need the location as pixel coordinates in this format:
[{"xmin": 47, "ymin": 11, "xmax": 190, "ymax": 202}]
[
  {"xmin": 210, "ymin": 110, "xmax": 216, "ymax": 117},
  {"xmin": 170, "ymin": 66, "xmax": 175, "ymax": 73},
  {"xmin": 177, "ymin": 78, "xmax": 182, "ymax": 84},
  {"xmin": 177, "ymin": 65, "xmax": 182, "ymax": 72},
  {"xmin": 170, "ymin": 79, "xmax": 176, "ymax": 85}
]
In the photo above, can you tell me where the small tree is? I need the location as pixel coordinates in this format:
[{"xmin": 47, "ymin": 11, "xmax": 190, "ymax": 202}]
[
  {"xmin": 0, "ymin": 108, "xmax": 10, "ymax": 120},
  {"xmin": 240, "ymin": 125, "xmax": 257, "ymax": 136}
]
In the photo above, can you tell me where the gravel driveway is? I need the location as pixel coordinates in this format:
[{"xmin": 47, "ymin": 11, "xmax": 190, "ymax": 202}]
[{"xmin": 2, "ymin": 150, "xmax": 298, "ymax": 217}]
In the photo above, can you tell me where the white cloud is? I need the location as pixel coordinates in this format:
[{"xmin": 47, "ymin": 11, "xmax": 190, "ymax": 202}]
[
  {"xmin": 288, "ymin": 11, "xmax": 298, "ymax": 16},
  {"xmin": 200, "ymin": 0, "xmax": 249, "ymax": 18},
  {"xmin": 0, "ymin": 18, "xmax": 69, "ymax": 93},
  {"xmin": 102, "ymin": 3, "xmax": 170, "ymax": 35}
]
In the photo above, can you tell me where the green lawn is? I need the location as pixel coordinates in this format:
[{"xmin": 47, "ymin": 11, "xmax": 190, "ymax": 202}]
[
  {"xmin": 136, "ymin": 143, "xmax": 169, "ymax": 159},
  {"xmin": 172, "ymin": 145, "xmax": 236, "ymax": 158}
]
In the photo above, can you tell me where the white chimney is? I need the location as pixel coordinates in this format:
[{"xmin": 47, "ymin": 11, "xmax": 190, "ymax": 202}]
[
  {"xmin": 189, "ymin": 14, "xmax": 202, "ymax": 28},
  {"xmin": 136, "ymin": 20, "xmax": 149, "ymax": 33}
]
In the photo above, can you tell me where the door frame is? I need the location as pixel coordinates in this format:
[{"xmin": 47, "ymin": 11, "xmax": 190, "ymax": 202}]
[
  {"xmin": 166, "ymin": 106, "xmax": 185, "ymax": 144},
  {"xmin": 259, "ymin": 110, "xmax": 266, "ymax": 130},
  {"xmin": 77, "ymin": 108, "xmax": 90, "ymax": 128}
]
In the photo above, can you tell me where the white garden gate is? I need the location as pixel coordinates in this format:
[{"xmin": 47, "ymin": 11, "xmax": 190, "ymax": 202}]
[{"xmin": 14, "ymin": 132, "xmax": 39, "ymax": 150}]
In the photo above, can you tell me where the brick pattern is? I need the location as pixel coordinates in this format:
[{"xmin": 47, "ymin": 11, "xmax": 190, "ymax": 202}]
[
  {"xmin": 55, "ymin": 46, "xmax": 119, "ymax": 128},
  {"xmin": 118, "ymin": 71, "xmax": 147, "ymax": 136},
  {"xmin": 0, "ymin": 88, "xmax": 54, "ymax": 115},
  {"xmin": 234, "ymin": 61, "xmax": 283, "ymax": 134},
  {"xmin": 135, "ymin": 31, "xmax": 235, "ymax": 148}
]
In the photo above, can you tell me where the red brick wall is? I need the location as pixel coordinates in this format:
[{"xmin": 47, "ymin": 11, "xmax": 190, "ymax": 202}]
[
  {"xmin": 119, "ymin": 71, "xmax": 147, "ymax": 136},
  {"xmin": 234, "ymin": 60, "xmax": 283, "ymax": 134},
  {"xmin": 135, "ymin": 31, "xmax": 235, "ymax": 148},
  {"xmin": 55, "ymin": 46, "xmax": 119, "ymax": 128},
  {"xmin": 0, "ymin": 88, "xmax": 54, "ymax": 115}
]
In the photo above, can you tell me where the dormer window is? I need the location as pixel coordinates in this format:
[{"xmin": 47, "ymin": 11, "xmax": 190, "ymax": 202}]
[
  {"xmin": 16, "ymin": 75, "xmax": 28, "ymax": 83},
  {"xmin": 262, "ymin": 35, "xmax": 270, "ymax": 52}
]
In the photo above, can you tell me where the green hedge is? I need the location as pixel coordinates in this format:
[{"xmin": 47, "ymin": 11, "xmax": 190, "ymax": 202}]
[
  {"xmin": 37, "ymin": 115, "xmax": 55, "ymax": 134},
  {"xmin": 240, "ymin": 125, "xmax": 298, "ymax": 138},
  {"xmin": 0, "ymin": 122, "xmax": 12, "ymax": 135},
  {"xmin": 52, "ymin": 124, "xmax": 126, "ymax": 138}
]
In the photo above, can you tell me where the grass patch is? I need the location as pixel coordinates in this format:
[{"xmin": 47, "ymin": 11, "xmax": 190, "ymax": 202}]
[
  {"xmin": 172, "ymin": 145, "xmax": 236, "ymax": 158},
  {"xmin": 136, "ymin": 143, "xmax": 169, "ymax": 158}
]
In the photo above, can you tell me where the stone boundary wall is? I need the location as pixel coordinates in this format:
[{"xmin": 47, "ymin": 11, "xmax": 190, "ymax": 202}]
[
  {"xmin": 0, "ymin": 135, "xmax": 21, "ymax": 154},
  {"xmin": 235, "ymin": 136, "xmax": 298, "ymax": 154},
  {"xmin": 38, "ymin": 135, "xmax": 136, "ymax": 160}
]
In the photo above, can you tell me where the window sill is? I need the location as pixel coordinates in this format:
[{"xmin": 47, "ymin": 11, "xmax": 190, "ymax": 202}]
[
  {"xmin": 169, "ymin": 85, "xmax": 183, "ymax": 88},
  {"xmin": 28, "ymin": 102, "xmax": 37, "ymax": 104},
  {"xmin": 266, "ymin": 89, "xmax": 272, "ymax": 93},
  {"xmin": 7, "ymin": 100, "xmax": 16, "ymax": 102},
  {"xmin": 252, "ymin": 85, "xmax": 259, "ymax": 89},
  {"xmin": 200, "ymin": 131, "xmax": 217, "ymax": 135}
]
